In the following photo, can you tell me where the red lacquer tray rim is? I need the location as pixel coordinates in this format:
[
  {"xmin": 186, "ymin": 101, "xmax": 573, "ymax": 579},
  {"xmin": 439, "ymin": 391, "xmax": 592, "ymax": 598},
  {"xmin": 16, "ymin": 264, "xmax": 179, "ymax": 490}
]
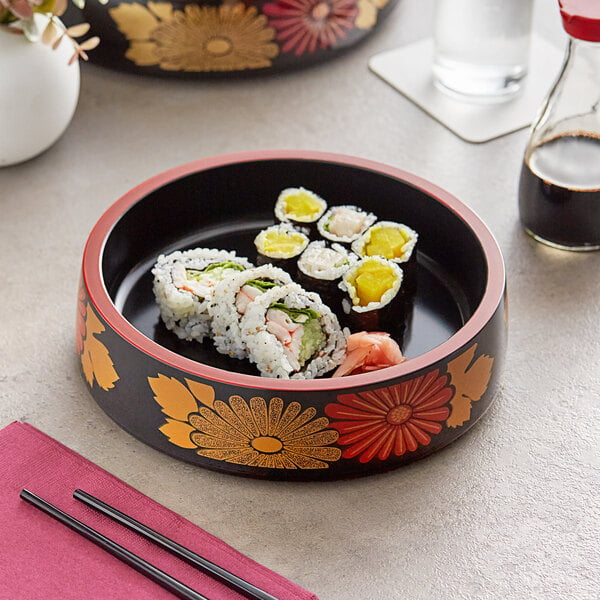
[{"xmin": 82, "ymin": 149, "xmax": 506, "ymax": 392}]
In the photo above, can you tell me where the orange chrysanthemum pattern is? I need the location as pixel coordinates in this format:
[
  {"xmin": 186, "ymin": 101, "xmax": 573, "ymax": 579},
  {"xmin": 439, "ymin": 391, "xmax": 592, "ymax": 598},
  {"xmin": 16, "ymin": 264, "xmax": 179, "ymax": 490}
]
[
  {"xmin": 151, "ymin": 375, "xmax": 341, "ymax": 469},
  {"xmin": 325, "ymin": 370, "xmax": 452, "ymax": 463}
]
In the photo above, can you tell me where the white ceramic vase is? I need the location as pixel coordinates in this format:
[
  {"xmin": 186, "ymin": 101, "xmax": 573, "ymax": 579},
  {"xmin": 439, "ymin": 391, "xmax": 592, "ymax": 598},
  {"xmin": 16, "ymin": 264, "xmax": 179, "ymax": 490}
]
[{"xmin": 0, "ymin": 19, "xmax": 80, "ymax": 167}]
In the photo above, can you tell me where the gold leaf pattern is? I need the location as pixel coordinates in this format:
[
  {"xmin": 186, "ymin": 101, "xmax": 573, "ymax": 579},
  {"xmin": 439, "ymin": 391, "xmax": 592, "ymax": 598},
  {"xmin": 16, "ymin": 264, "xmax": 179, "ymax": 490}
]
[
  {"xmin": 149, "ymin": 374, "xmax": 199, "ymax": 421},
  {"xmin": 109, "ymin": 1, "xmax": 279, "ymax": 72},
  {"xmin": 159, "ymin": 418, "xmax": 197, "ymax": 448},
  {"xmin": 80, "ymin": 304, "xmax": 119, "ymax": 391},
  {"xmin": 126, "ymin": 41, "xmax": 160, "ymax": 65},
  {"xmin": 110, "ymin": 2, "xmax": 162, "ymax": 38},
  {"xmin": 446, "ymin": 344, "xmax": 494, "ymax": 428},
  {"xmin": 185, "ymin": 379, "xmax": 215, "ymax": 408},
  {"xmin": 355, "ymin": 0, "xmax": 389, "ymax": 29},
  {"xmin": 147, "ymin": 0, "xmax": 172, "ymax": 20},
  {"xmin": 85, "ymin": 303, "xmax": 105, "ymax": 337}
]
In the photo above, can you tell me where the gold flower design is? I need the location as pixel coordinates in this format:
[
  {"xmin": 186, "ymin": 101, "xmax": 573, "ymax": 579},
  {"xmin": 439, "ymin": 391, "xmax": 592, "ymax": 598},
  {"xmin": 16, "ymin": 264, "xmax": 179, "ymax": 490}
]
[
  {"xmin": 150, "ymin": 375, "xmax": 341, "ymax": 469},
  {"xmin": 354, "ymin": 0, "xmax": 389, "ymax": 29},
  {"xmin": 109, "ymin": 1, "xmax": 279, "ymax": 72}
]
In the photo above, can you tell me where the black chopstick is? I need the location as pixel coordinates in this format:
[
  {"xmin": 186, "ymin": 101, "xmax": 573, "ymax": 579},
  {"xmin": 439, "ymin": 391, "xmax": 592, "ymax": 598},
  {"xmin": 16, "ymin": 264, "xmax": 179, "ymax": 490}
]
[
  {"xmin": 20, "ymin": 489, "xmax": 210, "ymax": 600},
  {"xmin": 73, "ymin": 489, "xmax": 279, "ymax": 600}
]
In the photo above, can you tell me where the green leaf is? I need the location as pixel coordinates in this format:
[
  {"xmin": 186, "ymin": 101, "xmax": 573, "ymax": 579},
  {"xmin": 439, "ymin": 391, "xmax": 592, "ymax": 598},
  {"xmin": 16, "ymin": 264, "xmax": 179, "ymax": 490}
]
[
  {"xmin": 268, "ymin": 303, "xmax": 321, "ymax": 323},
  {"xmin": 245, "ymin": 279, "xmax": 279, "ymax": 291}
]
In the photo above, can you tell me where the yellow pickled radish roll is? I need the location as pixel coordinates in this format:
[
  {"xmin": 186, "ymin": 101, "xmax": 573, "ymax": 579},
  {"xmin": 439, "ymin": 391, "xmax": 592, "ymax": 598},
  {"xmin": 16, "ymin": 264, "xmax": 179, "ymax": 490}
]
[
  {"xmin": 352, "ymin": 221, "xmax": 418, "ymax": 264},
  {"xmin": 254, "ymin": 223, "xmax": 309, "ymax": 260},
  {"xmin": 342, "ymin": 256, "xmax": 404, "ymax": 311},
  {"xmin": 274, "ymin": 187, "xmax": 328, "ymax": 224}
]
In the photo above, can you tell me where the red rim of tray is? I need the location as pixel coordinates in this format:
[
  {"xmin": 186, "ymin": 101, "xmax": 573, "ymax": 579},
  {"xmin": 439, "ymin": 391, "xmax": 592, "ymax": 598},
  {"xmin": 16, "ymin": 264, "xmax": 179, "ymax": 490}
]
[{"xmin": 82, "ymin": 150, "xmax": 506, "ymax": 392}]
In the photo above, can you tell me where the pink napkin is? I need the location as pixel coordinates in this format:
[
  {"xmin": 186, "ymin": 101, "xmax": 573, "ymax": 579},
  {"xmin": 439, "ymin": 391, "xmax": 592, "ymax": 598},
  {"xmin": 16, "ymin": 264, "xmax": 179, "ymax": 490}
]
[{"xmin": 0, "ymin": 422, "xmax": 318, "ymax": 600}]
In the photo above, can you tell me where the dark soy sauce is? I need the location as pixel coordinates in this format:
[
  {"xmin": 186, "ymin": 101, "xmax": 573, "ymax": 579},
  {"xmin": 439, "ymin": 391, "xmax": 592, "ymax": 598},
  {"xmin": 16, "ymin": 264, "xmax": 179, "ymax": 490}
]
[{"xmin": 518, "ymin": 133, "xmax": 600, "ymax": 250}]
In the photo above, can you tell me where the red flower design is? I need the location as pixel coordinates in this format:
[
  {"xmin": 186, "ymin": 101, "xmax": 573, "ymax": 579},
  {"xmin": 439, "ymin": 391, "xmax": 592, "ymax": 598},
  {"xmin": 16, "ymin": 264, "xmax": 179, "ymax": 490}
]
[
  {"xmin": 263, "ymin": 0, "xmax": 357, "ymax": 55},
  {"xmin": 325, "ymin": 370, "xmax": 453, "ymax": 463}
]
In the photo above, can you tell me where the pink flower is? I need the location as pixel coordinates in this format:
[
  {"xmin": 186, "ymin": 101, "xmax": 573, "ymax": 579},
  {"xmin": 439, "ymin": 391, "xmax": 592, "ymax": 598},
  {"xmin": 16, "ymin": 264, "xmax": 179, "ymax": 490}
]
[{"xmin": 263, "ymin": 0, "xmax": 357, "ymax": 55}]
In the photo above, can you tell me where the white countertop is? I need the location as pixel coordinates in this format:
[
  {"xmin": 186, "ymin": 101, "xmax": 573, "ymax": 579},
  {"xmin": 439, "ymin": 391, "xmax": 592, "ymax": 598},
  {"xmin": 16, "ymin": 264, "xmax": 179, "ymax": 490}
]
[{"xmin": 1, "ymin": 0, "xmax": 599, "ymax": 598}]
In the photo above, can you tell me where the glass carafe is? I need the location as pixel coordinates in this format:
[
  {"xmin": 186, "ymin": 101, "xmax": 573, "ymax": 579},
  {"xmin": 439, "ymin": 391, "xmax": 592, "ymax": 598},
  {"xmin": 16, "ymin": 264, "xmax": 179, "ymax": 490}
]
[{"xmin": 518, "ymin": 0, "xmax": 600, "ymax": 251}]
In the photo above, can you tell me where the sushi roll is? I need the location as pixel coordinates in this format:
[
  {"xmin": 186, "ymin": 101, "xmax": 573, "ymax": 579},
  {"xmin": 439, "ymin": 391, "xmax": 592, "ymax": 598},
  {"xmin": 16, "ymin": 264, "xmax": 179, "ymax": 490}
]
[
  {"xmin": 209, "ymin": 264, "xmax": 293, "ymax": 359},
  {"xmin": 241, "ymin": 282, "xmax": 346, "ymax": 379},
  {"xmin": 152, "ymin": 248, "xmax": 252, "ymax": 342},
  {"xmin": 254, "ymin": 223, "xmax": 309, "ymax": 270},
  {"xmin": 274, "ymin": 187, "xmax": 327, "ymax": 236},
  {"xmin": 351, "ymin": 221, "xmax": 418, "ymax": 292},
  {"xmin": 296, "ymin": 241, "xmax": 357, "ymax": 315},
  {"xmin": 339, "ymin": 256, "xmax": 408, "ymax": 338},
  {"xmin": 317, "ymin": 205, "xmax": 377, "ymax": 244}
]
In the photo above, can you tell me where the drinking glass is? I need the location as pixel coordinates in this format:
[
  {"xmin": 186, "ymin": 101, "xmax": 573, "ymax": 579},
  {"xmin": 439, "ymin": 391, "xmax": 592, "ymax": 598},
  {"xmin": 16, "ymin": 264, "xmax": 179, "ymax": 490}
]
[{"xmin": 432, "ymin": 0, "xmax": 534, "ymax": 102}]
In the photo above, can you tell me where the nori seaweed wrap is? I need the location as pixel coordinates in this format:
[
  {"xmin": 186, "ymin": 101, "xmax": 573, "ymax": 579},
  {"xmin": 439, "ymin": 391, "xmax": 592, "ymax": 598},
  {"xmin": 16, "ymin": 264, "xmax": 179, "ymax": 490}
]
[
  {"xmin": 351, "ymin": 221, "xmax": 418, "ymax": 294},
  {"xmin": 339, "ymin": 256, "xmax": 409, "ymax": 341}
]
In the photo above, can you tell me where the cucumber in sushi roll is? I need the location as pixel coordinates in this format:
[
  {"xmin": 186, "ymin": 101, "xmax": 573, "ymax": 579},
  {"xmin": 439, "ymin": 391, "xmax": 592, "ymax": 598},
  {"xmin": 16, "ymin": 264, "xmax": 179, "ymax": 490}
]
[
  {"xmin": 152, "ymin": 248, "xmax": 252, "ymax": 342},
  {"xmin": 241, "ymin": 283, "xmax": 346, "ymax": 379},
  {"xmin": 209, "ymin": 264, "xmax": 292, "ymax": 359}
]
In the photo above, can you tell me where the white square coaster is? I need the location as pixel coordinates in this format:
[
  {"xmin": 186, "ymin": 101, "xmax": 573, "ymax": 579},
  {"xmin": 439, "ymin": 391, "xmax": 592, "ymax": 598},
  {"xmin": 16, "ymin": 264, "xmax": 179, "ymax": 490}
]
[{"xmin": 369, "ymin": 35, "xmax": 565, "ymax": 143}]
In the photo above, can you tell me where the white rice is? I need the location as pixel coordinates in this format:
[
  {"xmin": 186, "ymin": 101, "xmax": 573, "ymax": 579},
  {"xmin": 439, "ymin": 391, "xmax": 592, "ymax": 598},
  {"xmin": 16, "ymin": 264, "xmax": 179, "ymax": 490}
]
[
  {"xmin": 208, "ymin": 264, "xmax": 292, "ymax": 359},
  {"xmin": 152, "ymin": 248, "xmax": 252, "ymax": 342},
  {"xmin": 241, "ymin": 283, "xmax": 346, "ymax": 379}
]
